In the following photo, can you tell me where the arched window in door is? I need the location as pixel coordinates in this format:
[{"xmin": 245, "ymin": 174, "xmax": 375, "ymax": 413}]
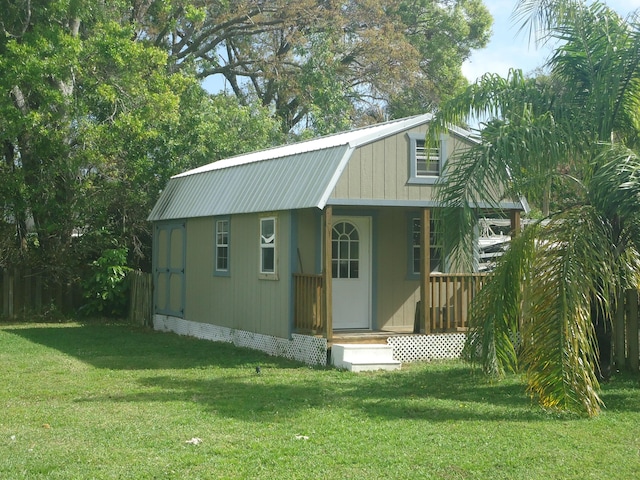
[{"xmin": 332, "ymin": 221, "xmax": 359, "ymax": 279}]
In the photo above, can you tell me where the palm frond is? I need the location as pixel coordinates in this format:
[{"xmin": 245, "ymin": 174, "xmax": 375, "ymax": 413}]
[
  {"xmin": 589, "ymin": 144, "xmax": 640, "ymax": 288},
  {"xmin": 464, "ymin": 224, "xmax": 539, "ymax": 377},
  {"xmin": 512, "ymin": 0, "xmax": 582, "ymax": 46},
  {"xmin": 550, "ymin": 2, "xmax": 640, "ymax": 142},
  {"xmin": 436, "ymin": 105, "xmax": 572, "ymax": 268},
  {"xmin": 522, "ymin": 206, "xmax": 615, "ymax": 416},
  {"xmin": 590, "ymin": 144, "xmax": 640, "ymax": 219}
]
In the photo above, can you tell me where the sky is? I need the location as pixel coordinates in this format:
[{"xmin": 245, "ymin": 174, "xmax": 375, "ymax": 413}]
[{"xmin": 462, "ymin": 0, "xmax": 640, "ymax": 82}]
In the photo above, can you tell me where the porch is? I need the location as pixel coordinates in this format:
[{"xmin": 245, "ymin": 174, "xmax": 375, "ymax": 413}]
[
  {"xmin": 291, "ymin": 205, "xmax": 513, "ymax": 343},
  {"xmin": 293, "ymin": 271, "xmax": 489, "ymax": 342}
]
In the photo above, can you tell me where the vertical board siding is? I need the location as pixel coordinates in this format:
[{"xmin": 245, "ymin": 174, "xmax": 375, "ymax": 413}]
[
  {"xmin": 330, "ymin": 127, "xmax": 474, "ymax": 205},
  {"xmin": 375, "ymin": 208, "xmax": 420, "ymax": 329},
  {"xmin": 360, "ymin": 143, "xmax": 374, "ymax": 199},
  {"xmin": 183, "ymin": 213, "xmax": 292, "ymax": 340},
  {"xmin": 185, "ymin": 217, "xmax": 214, "ymax": 322},
  {"xmin": 295, "ymin": 209, "xmax": 320, "ymax": 274},
  {"xmin": 348, "ymin": 148, "xmax": 361, "ymax": 198}
]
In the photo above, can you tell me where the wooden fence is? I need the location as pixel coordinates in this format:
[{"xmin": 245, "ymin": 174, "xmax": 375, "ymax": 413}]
[
  {"xmin": 0, "ymin": 267, "xmax": 152, "ymax": 325},
  {"xmin": 0, "ymin": 268, "xmax": 78, "ymax": 317},
  {"xmin": 128, "ymin": 271, "xmax": 153, "ymax": 326},
  {"xmin": 617, "ymin": 289, "xmax": 640, "ymax": 372}
]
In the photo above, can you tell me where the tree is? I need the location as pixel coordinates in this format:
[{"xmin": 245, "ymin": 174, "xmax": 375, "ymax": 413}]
[
  {"xmin": 0, "ymin": 0, "xmax": 280, "ymax": 310},
  {"xmin": 388, "ymin": 0, "xmax": 493, "ymax": 118},
  {"xmin": 432, "ymin": 1, "xmax": 640, "ymax": 416},
  {"xmin": 139, "ymin": 0, "xmax": 492, "ymax": 133}
]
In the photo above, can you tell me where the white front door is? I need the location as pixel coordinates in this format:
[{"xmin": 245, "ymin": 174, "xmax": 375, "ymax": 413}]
[{"xmin": 332, "ymin": 216, "xmax": 371, "ymax": 329}]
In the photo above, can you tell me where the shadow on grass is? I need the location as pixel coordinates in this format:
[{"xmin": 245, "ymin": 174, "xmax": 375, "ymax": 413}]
[
  {"xmin": 119, "ymin": 367, "xmax": 550, "ymax": 423},
  {"xmin": 5, "ymin": 323, "xmax": 639, "ymax": 422},
  {"xmin": 2, "ymin": 323, "xmax": 302, "ymax": 370}
]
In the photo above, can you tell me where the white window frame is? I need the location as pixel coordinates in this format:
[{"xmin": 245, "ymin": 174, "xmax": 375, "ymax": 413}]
[
  {"xmin": 214, "ymin": 218, "xmax": 230, "ymax": 276},
  {"xmin": 408, "ymin": 132, "xmax": 446, "ymax": 185},
  {"xmin": 259, "ymin": 216, "xmax": 278, "ymax": 279}
]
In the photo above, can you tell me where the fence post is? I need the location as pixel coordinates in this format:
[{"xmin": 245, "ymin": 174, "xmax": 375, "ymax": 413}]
[
  {"xmin": 627, "ymin": 289, "xmax": 639, "ymax": 373},
  {"xmin": 7, "ymin": 269, "xmax": 14, "ymax": 318},
  {"xmin": 614, "ymin": 291, "xmax": 626, "ymax": 369},
  {"xmin": 1, "ymin": 269, "xmax": 7, "ymax": 317},
  {"xmin": 129, "ymin": 271, "xmax": 153, "ymax": 326}
]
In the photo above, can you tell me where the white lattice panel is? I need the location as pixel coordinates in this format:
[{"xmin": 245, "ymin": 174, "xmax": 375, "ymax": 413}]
[
  {"xmin": 290, "ymin": 334, "xmax": 327, "ymax": 365},
  {"xmin": 153, "ymin": 315, "xmax": 327, "ymax": 366},
  {"xmin": 387, "ymin": 333, "xmax": 467, "ymax": 363}
]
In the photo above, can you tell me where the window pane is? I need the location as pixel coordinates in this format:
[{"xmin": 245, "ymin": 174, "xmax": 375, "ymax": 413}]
[
  {"xmin": 339, "ymin": 240, "xmax": 349, "ymax": 259},
  {"xmin": 261, "ymin": 218, "xmax": 274, "ymax": 245},
  {"xmin": 350, "ymin": 260, "xmax": 359, "ymax": 278},
  {"xmin": 262, "ymin": 247, "xmax": 274, "ymax": 272},
  {"xmin": 338, "ymin": 260, "xmax": 349, "ymax": 278},
  {"xmin": 415, "ymin": 139, "xmax": 440, "ymax": 176},
  {"xmin": 351, "ymin": 241, "xmax": 359, "ymax": 260},
  {"xmin": 259, "ymin": 217, "xmax": 276, "ymax": 275},
  {"xmin": 332, "ymin": 221, "xmax": 360, "ymax": 279},
  {"xmin": 217, "ymin": 247, "xmax": 228, "ymax": 270},
  {"xmin": 411, "ymin": 216, "xmax": 443, "ymax": 274}
]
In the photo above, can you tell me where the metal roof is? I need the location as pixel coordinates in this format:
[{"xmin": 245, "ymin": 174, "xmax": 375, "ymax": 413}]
[{"xmin": 148, "ymin": 114, "xmax": 434, "ymax": 221}]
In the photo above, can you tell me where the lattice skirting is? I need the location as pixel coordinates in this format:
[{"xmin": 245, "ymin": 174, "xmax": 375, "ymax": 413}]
[
  {"xmin": 387, "ymin": 333, "xmax": 467, "ymax": 363},
  {"xmin": 153, "ymin": 315, "xmax": 327, "ymax": 366}
]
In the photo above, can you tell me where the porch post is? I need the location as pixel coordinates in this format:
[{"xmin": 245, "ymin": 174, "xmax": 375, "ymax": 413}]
[
  {"xmin": 323, "ymin": 206, "xmax": 333, "ymax": 342},
  {"xmin": 509, "ymin": 210, "xmax": 521, "ymax": 237},
  {"xmin": 420, "ymin": 208, "xmax": 431, "ymax": 334}
]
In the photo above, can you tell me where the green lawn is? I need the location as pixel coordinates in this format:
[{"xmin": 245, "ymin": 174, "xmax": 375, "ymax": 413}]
[{"xmin": 1, "ymin": 322, "xmax": 639, "ymax": 479}]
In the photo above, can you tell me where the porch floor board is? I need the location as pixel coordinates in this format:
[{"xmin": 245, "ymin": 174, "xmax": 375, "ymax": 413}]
[{"xmin": 328, "ymin": 326, "xmax": 414, "ymax": 346}]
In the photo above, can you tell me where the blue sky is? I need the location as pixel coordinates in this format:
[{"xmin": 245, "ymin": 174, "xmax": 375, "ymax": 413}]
[{"xmin": 463, "ymin": 0, "xmax": 640, "ymax": 82}]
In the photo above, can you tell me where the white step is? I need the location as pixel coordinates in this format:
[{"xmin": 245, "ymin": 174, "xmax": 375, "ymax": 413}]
[{"xmin": 331, "ymin": 344, "xmax": 402, "ymax": 372}]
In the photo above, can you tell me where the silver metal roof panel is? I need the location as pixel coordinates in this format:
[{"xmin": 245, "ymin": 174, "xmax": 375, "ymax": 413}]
[{"xmin": 148, "ymin": 145, "xmax": 352, "ymax": 221}]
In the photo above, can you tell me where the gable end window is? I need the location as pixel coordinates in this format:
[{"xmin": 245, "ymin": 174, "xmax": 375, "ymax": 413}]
[
  {"xmin": 408, "ymin": 132, "xmax": 445, "ymax": 185},
  {"xmin": 260, "ymin": 216, "xmax": 278, "ymax": 278},
  {"xmin": 214, "ymin": 218, "xmax": 230, "ymax": 276}
]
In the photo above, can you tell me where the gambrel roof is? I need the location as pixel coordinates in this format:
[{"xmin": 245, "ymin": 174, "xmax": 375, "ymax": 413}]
[
  {"xmin": 149, "ymin": 115, "xmax": 435, "ymax": 221},
  {"xmin": 148, "ymin": 114, "xmax": 527, "ymax": 221}
]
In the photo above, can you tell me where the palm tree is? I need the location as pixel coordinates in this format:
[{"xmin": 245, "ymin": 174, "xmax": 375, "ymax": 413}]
[{"xmin": 432, "ymin": 0, "xmax": 640, "ymax": 416}]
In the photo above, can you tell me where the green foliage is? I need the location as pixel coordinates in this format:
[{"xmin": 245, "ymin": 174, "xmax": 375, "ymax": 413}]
[
  {"xmin": 295, "ymin": 35, "xmax": 355, "ymax": 135},
  {"xmin": 464, "ymin": 224, "xmax": 540, "ymax": 377},
  {"xmin": 80, "ymin": 248, "xmax": 132, "ymax": 317},
  {"xmin": 388, "ymin": 0, "xmax": 493, "ymax": 117},
  {"xmin": 433, "ymin": 1, "xmax": 640, "ymax": 416},
  {"xmin": 0, "ymin": 0, "xmax": 280, "ymax": 286}
]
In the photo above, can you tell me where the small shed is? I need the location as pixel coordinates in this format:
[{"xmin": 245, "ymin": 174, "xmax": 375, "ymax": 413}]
[{"xmin": 148, "ymin": 114, "xmax": 526, "ymax": 365}]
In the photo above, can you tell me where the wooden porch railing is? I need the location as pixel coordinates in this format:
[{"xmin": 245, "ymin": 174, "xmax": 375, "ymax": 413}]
[
  {"xmin": 427, "ymin": 273, "xmax": 489, "ymax": 332},
  {"xmin": 293, "ymin": 272, "xmax": 489, "ymax": 335},
  {"xmin": 293, "ymin": 273, "xmax": 324, "ymax": 334}
]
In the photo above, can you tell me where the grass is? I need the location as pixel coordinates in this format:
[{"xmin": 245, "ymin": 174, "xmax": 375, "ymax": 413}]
[{"xmin": 0, "ymin": 321, "xmax": 639, "ymax": 479}]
